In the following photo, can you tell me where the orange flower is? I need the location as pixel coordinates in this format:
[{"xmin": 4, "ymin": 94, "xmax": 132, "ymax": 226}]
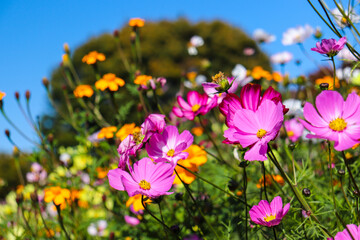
[
  {"xmin": 0, "ymin": 91, "xmax": 6, "ymax": 100},
  {"xmin": 251, "ymin": 66, "xmax": 272, "ymax": 81},
  {"xmin": 116, "ymin": 123, "xmax": 141, "ymax": 141},
  {"xmin": 129, "ymin": 18, "xmax": 145, "ymax": 28},
  {"xmin": 315, "ymin": 76, "xmax": 340, "ymax": 90},
  {"xmin": 134, "ymin": 75, "xmax": 152, "ymax": 86},
  {"xmin": 272, "ymin": 72, "xmax": 283, "ymax": 82},
  {"xmin": 97, "ymin": 126, "xmax": 117, "ymax": 139},
  {"xmin": 82, "ymin": 51, "xmax": 106, "ymax": 65},
  {"xmin": 256, "ymin": 174, "xmax": 284, "ymax": 188},
  {"xmin": 73, "ymin": 85, "xmax": 94, "ymax": 98},
  {"xmin": 126, "ymin": 194, "xmax": 151, "ymax": 212},
  {"xmin": 96, "ymin": 167, "xmax": 109, "ymax": 179},
  {"xmin": 95, "ymin": 73, "xmax": 125, "ymax": 91},
  {"xmin": 186, "ymin": 72, "xmax": 197, "ymax": 82},
  {"xmin": 44, "ymin": 186, "xmax": 71, "ymax": 207},
  {"xmin": 191, "ymin": 127, "xmax": 204, "ymax": 137},
  {"xmin": 174, "ymin": 145, "xmax": 207, "ymax": 185}
]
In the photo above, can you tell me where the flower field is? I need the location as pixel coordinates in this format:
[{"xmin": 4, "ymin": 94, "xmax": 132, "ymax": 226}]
[{"xmin": 2, "ymin": 2, "xmax": 360, "ymax": 239}]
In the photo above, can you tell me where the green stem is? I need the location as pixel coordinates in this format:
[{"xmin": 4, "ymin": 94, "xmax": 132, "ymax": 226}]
[
  {"xmin": 158, "ymin": 202, "xmax": 169, "ymax": 239},
  {"xmin": 273, "ymin": 227, "xmax": 278, "ymax": 240},
  {"xmin": 328, "ymin": 142, "xmax": 337, "ymax": 211},
  {"xmin": 55, "ymin": 204, "xmax": 71, "ymax": 240},
  {"xmin": 20, "ymin": 204, "xmax": 36, "ymax": 238},
  {"xmin": 261, "ymin": 162, "xmax": 269, "ymax": 202},
  {"xmin": 152, "ymin": 88, "xmax": 170, "ymax": 122},
  {"xmin": 174, "ymin": 169, "xmax": 221, "ymax": 240},
  {"xmin": 341, "ymin": 151, "xmax": 360, "ymax": 192},
  {"xmin": 331, "ymin": 57, "xmax": 337, "ymax": 90},
  {"xmin": 243, "ymin": 166, "xmax": 248, "ymax": 240}
]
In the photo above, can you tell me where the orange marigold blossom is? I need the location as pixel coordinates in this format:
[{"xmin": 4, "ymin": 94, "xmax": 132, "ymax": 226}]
[
  {"xmin": 97, "ymin": 126, "xmax": 117, "ymax": 139},
  {"xmin": 95, "ymin": 73, "xmax": 125, "ymax": 91},
  {"xmin": 116, "ymin": 123, "xmax": 141, "ymax": 141},
  {"xmin": 186, "ymin": 72, "xmax": 197, "ymax": 82},
  {"xmin": 256, "ymin": 174, "xmax": 284, "ymax": 188},
  {"xmin": 251, "ymin": 66, "xmax": 272, "ymax": 80},
  {"xmin": 174, "ymin": 145, "xmax": 207, "ymax": 185},
  {"xmin": 70, "ymin": 189, "xmax": 89, "ymax": 208},
  {"xmin": 0, "ymin": 91, "xmax": 6, "ymax": 100},
  {"xmin": 96, "ymin": 167, "xmax": 109, "ymax": 179},
  {"xmin": 129, "ymin": 18, "xmax": 145, "ymax": 28},
  {"xmin": 126, "ymin": 194, "xmax": 151, "ymax": 212},
  {"xmin": 73, "ymin": 85, "xmax": 94, "ymax": 98},
  {"xmin": 82, "ymin": 51, "xmax": 106, "ymax": 65},
  {"xmin": 315, "ymin": 75, "xmax": 340, "ymax": 90},
  {"xmin": 44, "ymin": 186, "xmax": 71, "ymax": 206},
  {"xmin": 272, "ymin": 72, "xmax": 283, "ymax": 82},
  {"xmin": 134, "ymin": 75, "xmax": 152, "ymax": 86},
  {"xmin": 191, "ymin": 127, "xmax": 204, "ymax": 137}
]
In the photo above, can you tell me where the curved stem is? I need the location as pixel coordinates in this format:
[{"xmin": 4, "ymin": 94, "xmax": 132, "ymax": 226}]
[{"xmin": 342, "ymin": 151, "xmax": 360, "ymax": 193}]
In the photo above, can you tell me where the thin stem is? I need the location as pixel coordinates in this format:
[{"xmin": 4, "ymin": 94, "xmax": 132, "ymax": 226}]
[
  {"xmin": 341, "ymin": 151, "xmax": 360, "ymax": 192},
  {"xmin": 138, "ymin": 91, "xmax": 149, "ymax": 116},
  {"xmin": 273, "ymin": 227, "xmax": 278, "ymax": 240},
  {"xmin": 335, "ymin": 212, "xmax": 356, "ymax": 240},
  {"xmin": 331, "ymin": 57, "xmax": 337, "ymax": 90},
  {"xmin": 20, "ymin": 204, "xmax": 36, "ymax": 238},
  {"xmin": 158, "ymin": 202, "xmax": 169, "ymax": 239},
  {"xmin": 328, "ymin": 142, "xmax": 337, "ymax": 211},
  {"xmin": 243, "ymin": 166, "xmax": 248, "ymax": 240},
  {"xmin": 55, "ymin": 204, "xmax": 71, "ymax": 240},
  {"xmin": 36, "ymin": 204, "xmax": 54, "ymax": 239},
  {"xmin": 261, "ymin": 162, "xmax": 269, "ymax": 202},
  {"xmin": 177, "ymin": 163, "xmax": 249, "ymax": 206},
  {"xmin": 174, "ymin": 169, "xmax": 221, "ymax": 239}
]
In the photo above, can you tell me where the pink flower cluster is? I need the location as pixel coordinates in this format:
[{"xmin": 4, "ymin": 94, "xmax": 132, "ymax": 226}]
[{"xmin": 108, "ymin": 114, "xmax": 194, "ymax": 198}]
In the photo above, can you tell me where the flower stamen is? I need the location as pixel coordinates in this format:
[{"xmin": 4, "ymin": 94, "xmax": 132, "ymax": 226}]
[
  {"xmin": 167, "ymin": 149, "xmax": 175, "ymax": 157},
  {"xmin": 192, "ymin": 104, "xmax": 201, "ymax": 112},
  {"xmin": 329, "ymin": 118, "xmax": 347, "ymax": 131},
  {"xmin": 256, "ymin": 129, "xmax": 267, "ymax": 139},
  {"xmin": 264, "ymin": 214, "xmax": 276, "ymax": 222},
  {"xmin": 139, "ymin": 180, "xmax": 151, "ymax": 190}
]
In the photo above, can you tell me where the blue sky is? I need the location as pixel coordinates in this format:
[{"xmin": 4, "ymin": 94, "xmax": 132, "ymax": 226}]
[{"xmin": 0, "ymin": 0, "xmax": 342, "ymax": 152}]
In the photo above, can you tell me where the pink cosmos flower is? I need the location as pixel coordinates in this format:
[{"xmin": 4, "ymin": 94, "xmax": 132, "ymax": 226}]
[
  {"xmin": 220, "ymin": 84, "xmax": 288, "ymax": 128},
  {"xmin": 107, "ymin": 157, "xmax": 175, "ymax": 198},
  {"xmin": 146, "ymin": 125, "xmax": 194, "ymax": 165},
  {"xmin": 117, "ymin": 114, "xmax": 166, "ymax": 168},
  {"xmin": 331, "ymin": 224, "xmax": 360, "ymax": 240},
  {"xmin": 124, "ymin": 215, "xmax": 140, "ymax": 226},
  {"xmin": 223, "ymin": 99, "xmax": 284, "ymax": 161},
  {"xmin": 172, "ymin": 91, "xmax": 217, "ymax": 120},
  {"xmin": 249, "ymin": 196, "xmax": 290, "ymax": 227},
  {"xmin": 26, "ymin": 162, "xmax": 47, "ymax": 185},
  {"xmin": 284, "ymin": 118, "xmax": 304, "ymax": 142},
  {"xmin": 299, "ymin": 91, "xmax": 360, "ymax": 151},
  {"xmin": 311, "ymin": 37, "xmax": 347, "ymax": 57}
]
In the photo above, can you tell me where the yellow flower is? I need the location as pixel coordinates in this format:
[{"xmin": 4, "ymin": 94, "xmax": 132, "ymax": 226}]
[
  {"xmin": 82, "ymin": 51, "xmax": 106, "ymax": 65},
  {"xmin": 134, "ymin": 75, "xmax": 152, "ymax": 86},
  {"xmin": 0, "ymin": 91, "xmax": 6, "ymax": 100},
  {"xmin": 315, "ymin": 76, "xmax": 340, "ymax": 90},
  {"xmin": 95, "ymin": 73, "xmax": 125, "ymax": 91},
  {"xmin": 174, "ymin": 145, "xmax": 207, "ymax": 185},
  {"xmin": 126, "ymin": 194, "xmax": 151, "ymax": 212},
  {"xmin": 97, "ymin": 126, "xmax": 117, "ymax": 139},
  {"xmin": 191, "ymin": 127, "xmax": 204, "ymax": 137},
  {"xmin": 73, "ymin": 85, "xmax": 94, "ymax": 98},
  {"xmin": 116, "ymin": 123, "xmax": 141, "ymax": 141},
  {"xmin": 44, "ymin": 186, "xmax": 71, "ymax": 207},
  {"xmin": 129, "ymin": 18, "xmax": 145, "ymax": 28}
]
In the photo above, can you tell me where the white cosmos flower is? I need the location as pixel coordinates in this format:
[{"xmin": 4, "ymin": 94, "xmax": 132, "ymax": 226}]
[
  {"xmin": 87, "ymin": 220, "xmax": 107, "ymax": 236},
  {"xmin": 332, "ymin": 7, "xmax": 360, "ymax": 28},
  {"xmin": 271, "ymin": 51, "xmax": 293, "ymax": 65},
  {"xmin": 283, "ymin": 99, "xmax": 303, "ymax": 117},
  {"xmin": 190, "ymin": 35, "xmax": 204, "ymax": 47},
  {"xmin": 336, "ymin": 67, "xmax": 360, "ymax": 83},
  {"xmin": 282, "ymin": 24, "xmax": 313, "ymax": 45},
  {"xmin": 337, "ymin": 48, "xmax": 358, "ymax": 61},
  {"xmin": 253, "ymin": 29, "xmax": 276, "ymax": 43}
]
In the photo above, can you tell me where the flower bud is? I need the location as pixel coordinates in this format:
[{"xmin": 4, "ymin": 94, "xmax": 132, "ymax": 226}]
[
  {"xmin": 338, "ymin": 169, "xmax": 345, "ymax": 176},
  {"xmin": 302, "ymin": 188, "xmax": 311, "ymax": 197},
  {"xmin": 354, "ymin": 189, "xmax": 360, "ymax": 197},
  {"xmin": 102, "ymin": 194, "xmax": 107, "ymax": 202},
  {"xmin": 25, "ymin": 90, "xmax": 30, "ymax": 101},
  {"xmin": 113, "ymin": 30, "xmax": 119, "ymax": 38},
  {"xmin": 152, "ymin": 196, "xmax": 163, "ymax": 204},
  {"xmin": 288, "ymin": 143, "xmax": 296, "ymax": 151},
  {"xmin": 228, "ymin": 179, "xmax": 239, "ymax": 191},
  {"xmin": 175, "ymin": 192, "xmax": 183, "ymax": 201},
  {"xmin": 109, "ymin": 232, "xmax": 115, "ymax": 240},
  {"xmin": 62, "ymin": 54, "xmax": 70, "ymax": 67},
  {"xmin": 63, "ymin": 43, "xmax": 70, "ymax": 54},
  {"xmin": 13, "ymin": 146, "xmax": 19, "ymax": 156},
  {"xmin": 239, "ymin": 160, "xmax": 250, "ymax": 168},
  {"xmin": 295, "ymin": 59, "xmax": 302, "ymax": 66},
  {"xmin": 15, "ymin": 92, "xmax": 20, "ymax": 100},
  {"xmin": 47, "ymin": 134, "xmax": 54, "ymax": 144},
  {"xmin": 42, "ymin": 77, "xmax": 49, "ymax": 89},
  {"xmin": 170, "ymin": 224, "xmax": 180, "ymax": 235},
  {"xmin": 16, "ymin": 193, "xmax": 23, "ymax": 204},
  {"xmin": 314, "ymin": 27, "xmax": 322, "ymax": 39},
  {"xmin": 5, "ymin": 129, "xmax": 10, "ymax": 138},
  {"xmin": 319, "ymin": 83, "xmax": 329, "ymax": 91},
  {"xmin": 30, "ymin": 192, "xmax": 38, "ymax": 203},
  {"xmin": 130, "ymin": 32, "xmax": 136, "ymax": 43}
]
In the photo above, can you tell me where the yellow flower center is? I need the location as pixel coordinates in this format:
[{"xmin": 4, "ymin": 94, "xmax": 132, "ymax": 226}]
[
  {"xmin": 341, "ymin": 17, "xmax": 348, "ymax": 25},
  {"xmin": 264, "ymin": 214, "xmax": 276, "ymax": 222},
  {"xmin": 133, "ymin": 130, "xmax": 144, "ymax": 145},
  {"xmin": 256, "ymin": 129, "xmax": 267, "ymax": 139},
  {"xmin": 329, "ymin": 118, "xmax": 347, "ymax": 132},
  {"xmin": 139, "ymin": 180, "xmax": 151, "ymax": 190},
  {"xmin": 212, "ymin": 71, "xmax": 225, "ymax": 84},
  {"xmin": 287, "ymin": 131, "xmax": 294, "ymax": 137},
  {"xmin": 167, "ymin": 149, "xmax": 175, "ymax": 157},
  {"xmin": 192, "ymin": 104, "xmax": 201, "ymax": 112}
]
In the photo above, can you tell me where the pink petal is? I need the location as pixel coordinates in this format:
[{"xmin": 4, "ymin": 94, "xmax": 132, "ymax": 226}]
[
  {"xmin": 316, "ymin": 91, "xmax": 344, "ymax": 122},
  {"xmin": 303, "ymin": 102, "xmax": 328, "ymax": 127}
]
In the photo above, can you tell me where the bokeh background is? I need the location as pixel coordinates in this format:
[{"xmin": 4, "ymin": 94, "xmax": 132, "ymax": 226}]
[{"xmin": 0, "ymin": 0, "xmax": 334, "ymax": 152}]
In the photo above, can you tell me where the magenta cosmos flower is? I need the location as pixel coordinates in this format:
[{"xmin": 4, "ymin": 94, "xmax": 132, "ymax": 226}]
[
  {"xmin": 224, "ymin": 99, "xmax": 284, "ymax": 161},
  {"xmin": 146, "ymin": 125, "xmax": 193, "ymax": 165},
  {"xmin": 284, "ymin": 118, "xmax": 304, "ymax": 142},
  {"xmin": 108, "ymin": 157, "xmax": 175, "ymax": 198},
  {"xmin": 172, "ymin": 91, "xmax": 217, "ymax": 120},
  {"xmin": 249, "ymin": 196, "xmax": 290, "ymax": 227},
  {"xmin": 330, "ymin": 224, "xmax": 360, "ymax": 240},
  {"xmin": 220, "ymin": 84, "xmax": 288, "ymax": 128},
  {"xmin": 124, "ymin": 215, "xmax": 140, "ymax": 226},
  {"xmin": 311, "ymin": 37, "xmax": 347, "ymax": 57},
  {"xmin": 299, "ymin": 91, "xmax": 360, "ymax": 151}
]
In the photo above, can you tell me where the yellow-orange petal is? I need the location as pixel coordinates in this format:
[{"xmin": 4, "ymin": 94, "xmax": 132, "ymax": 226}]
[
  {"xmin": 54, "ymin": 195, "xmax": 65, "ymax": 205},
  {"xmin": 0, "ymin": 91, "xmax": 6, "ymax": 100},
  {"xmin": 95, "ymin": 80, "xmax": 108, "ymax": 91}
]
